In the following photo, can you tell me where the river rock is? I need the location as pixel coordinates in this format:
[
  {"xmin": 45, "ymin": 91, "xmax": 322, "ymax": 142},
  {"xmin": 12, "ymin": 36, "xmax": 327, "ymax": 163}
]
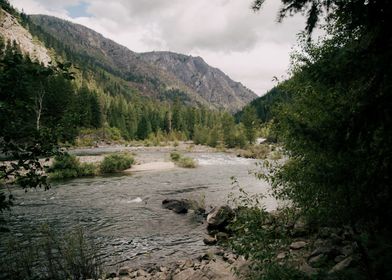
[
  {"xmin": 136, "ymin": 269, "xmax": 148, "ymax": 277},
  {"xmin": 276, "ymin": 252, "xmax": 286, "ymax": 260},
  {"xmin": 215, "ymin": 232, "xmax": 229, "ymax": 241},
  {"xmin": 329, "ymin": 256, "xmax": 353, "ymax": 273},
  {"xmin": 308, "ymin": 254, "xmax": 324, "ymax": 267},
  {"xmin": 118, "ymin": 266, "xmax": 130, "ymax": 276},
  {"xmin": 206, "ymin": 206, "xmax": 234, "ymax": 231},
  {"xmin": 203, "ymin": 235, "xmax": 218, "ymax": 245},
  {"xmin": 106, "ymin": 271, "xmax": 117, "ymax": 278},
  {"xmin": 290, "ymin": 241, "xmax": 307, "ymax": 250},
  {"xmin": 162, "ymin": 199, "xmax": 190, "ymax": 214},
  {"xmin": 291, "ymin": 216, "xmax": 308, "ymax": 237},
  {"xmin": 173, "ymin": 258, "xmax": 237, "ymax": 280}
]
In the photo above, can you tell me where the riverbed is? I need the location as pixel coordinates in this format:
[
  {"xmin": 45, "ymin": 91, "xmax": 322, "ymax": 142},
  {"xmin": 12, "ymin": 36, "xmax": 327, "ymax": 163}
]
[{"xmin": 1, "ymin": 147, "xmax": 277, "ymax": 270}]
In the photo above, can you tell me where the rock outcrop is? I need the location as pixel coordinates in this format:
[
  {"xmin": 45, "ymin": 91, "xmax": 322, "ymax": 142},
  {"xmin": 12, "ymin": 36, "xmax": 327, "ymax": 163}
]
[{"xmin": 0, "ymin": 9, "xmax": 51, "ymax": 65}]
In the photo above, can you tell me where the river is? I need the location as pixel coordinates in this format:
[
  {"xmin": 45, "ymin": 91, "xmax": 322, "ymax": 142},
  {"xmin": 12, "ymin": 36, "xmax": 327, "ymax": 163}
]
[{"xmin": 1, "ymin": 148, "xmax": 277, "ymax": 270}]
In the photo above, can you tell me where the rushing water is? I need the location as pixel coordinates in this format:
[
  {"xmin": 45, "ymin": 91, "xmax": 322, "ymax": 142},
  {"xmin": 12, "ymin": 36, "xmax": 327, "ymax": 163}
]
[{"xmin": 1, "ymin": 149, "xmax": 277, "ymax": 269}]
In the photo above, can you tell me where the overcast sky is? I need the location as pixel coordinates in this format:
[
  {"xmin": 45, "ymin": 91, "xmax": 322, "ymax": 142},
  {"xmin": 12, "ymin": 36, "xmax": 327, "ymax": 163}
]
[{"xmin": 9, "ymin": 0, "xmax": 306, "ymax": 95}]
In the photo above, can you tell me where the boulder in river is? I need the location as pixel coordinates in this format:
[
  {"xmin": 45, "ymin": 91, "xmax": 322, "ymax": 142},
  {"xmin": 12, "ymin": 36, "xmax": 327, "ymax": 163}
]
[
  {"xmin": 206, "ymin": 206, "xmax": 234, "ymax": 232},
  {"xmin": 162, "ymin": 198, "xmax": 206, "ymax": 215},
  {"xmin": 162, "ymin": 199, "xmax": 191, "ymax": 214}
]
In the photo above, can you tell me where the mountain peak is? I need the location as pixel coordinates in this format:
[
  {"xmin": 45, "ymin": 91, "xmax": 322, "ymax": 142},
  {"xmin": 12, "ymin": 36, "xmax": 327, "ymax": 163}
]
[{"xmin": 25, "ymin": 14, "xmax": 257, "ymax": 111}]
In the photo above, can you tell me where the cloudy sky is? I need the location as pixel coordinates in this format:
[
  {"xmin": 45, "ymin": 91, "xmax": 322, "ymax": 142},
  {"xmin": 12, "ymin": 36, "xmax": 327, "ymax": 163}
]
[{"xmin": 9, "ymin": 0, "xmax": 306, "ymax": 95}]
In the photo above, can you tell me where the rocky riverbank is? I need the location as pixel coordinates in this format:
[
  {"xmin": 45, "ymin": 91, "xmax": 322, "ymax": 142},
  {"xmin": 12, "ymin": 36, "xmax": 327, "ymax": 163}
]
[
  {"xmin": 120, "ymin": 200, "xmax": 362, "ymax": 280},
  {"xmin": 104, "ymin": 248, "xmax": 247, "ymax": 280}
]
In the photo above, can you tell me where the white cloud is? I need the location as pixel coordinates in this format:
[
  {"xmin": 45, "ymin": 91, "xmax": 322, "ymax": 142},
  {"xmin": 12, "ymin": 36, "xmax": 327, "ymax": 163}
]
[{"xmin": 9, "ymin": 0, "xmax": 306, "ymax": 95}]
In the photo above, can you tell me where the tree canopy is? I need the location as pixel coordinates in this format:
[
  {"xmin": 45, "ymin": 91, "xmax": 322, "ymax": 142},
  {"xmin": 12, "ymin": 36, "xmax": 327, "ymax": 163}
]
[{"xmin": 251, "ymin": 0, "xmax": 392, "ymax": 279}]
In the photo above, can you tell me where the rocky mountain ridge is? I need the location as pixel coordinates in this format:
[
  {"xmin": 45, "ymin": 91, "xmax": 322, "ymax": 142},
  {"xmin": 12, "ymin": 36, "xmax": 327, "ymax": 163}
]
[
  {"xmin": 0, "ymin": 9, "xmax": 51, "ymax": 65},
  {"xmin": 28, "ymin": 15, "xmax": 257, "ymax": 111}
]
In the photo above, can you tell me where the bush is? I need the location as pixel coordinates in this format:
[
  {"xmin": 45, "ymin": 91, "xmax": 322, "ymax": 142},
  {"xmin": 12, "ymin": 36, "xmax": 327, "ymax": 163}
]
[
  {"xmin": 99, "ymin": 153, "xmax": 134, "ymax": 173},
  {"xmin": 177, "ymin": 157, "xmax": 197, "ymax": 168},
  {"xmin": 78, "ymin": 162, "xmax": 99, "ymax": 177},
  {"xmin": 238, "ymin": 144, "xmax": 271, "ymax": 159},
  {"xmin": 170, "ymin": 151, "xmax": 181, "ymax": 161},
  {"xmin": 227, "ymin": 185, "xmax": 306, "ymax": 280},
  {"xmin": 170, "ymin": 152, "xmax": 197, "ymax": 168},
  {"xmin": 47, "ymin": 153, "xmax": 80, "ymax": 180},
  {"xmin": 47, "ymin": 153, "xmax": 98, "ymax": 180}
]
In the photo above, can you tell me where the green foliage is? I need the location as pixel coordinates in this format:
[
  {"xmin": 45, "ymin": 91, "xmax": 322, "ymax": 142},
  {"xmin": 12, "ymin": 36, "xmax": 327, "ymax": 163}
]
[
  {"xmin": 170, "ymin": 151, "xmax": 181, "ymax": 161},
  {"xmin": 47, "ymin": 153, "xmax": 98, "ymax": 180},
  {"xmin": 170, "ymin": 152, "xmax": 197, "ymax": 168},
  {"xmin": 241, "ymin": 106, "xmax": 259, "ymax": 144},
  {"xmin": 253, "ymin": 0, "xmax": 392, "ymax": 279},
  {"xmin": 0, "ymin": 225, "xmax": 102, "ymax": 280},
  {"xmin": 236, "ymin": 87, "xmax": 290, "ymax": 124},
  {"xmin": 99, "ymin": 153, "xmax": 134, "ymax": 173},
  {"xmin": 177, "ymin": 157, "xmax": 197, "ymax": 168},
  {"xmin": 238, "ymin": 144, "xmax": 271, "ymax": 159},
  {"xmin": 227, "ymin": 183, "xmax": 306, "ymax": 280}
]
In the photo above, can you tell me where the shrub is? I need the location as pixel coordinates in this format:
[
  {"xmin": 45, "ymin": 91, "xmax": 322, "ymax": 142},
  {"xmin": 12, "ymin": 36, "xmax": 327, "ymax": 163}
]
[
  {"xmin": 227, "ymin": 185, "xmax": 305, "ymax": 280},
  {"xmin": 99, "ymin": 153, "xmax": 134, "ymax": 173},
  {"xmin": 170, "ymin": 152, "xmax": 197, "ymax": 168},
  {"xmin": 78, "ymin": 162, "xmax": 99, "ymax": 177},
  {"xmin": 170, "ymin": 151, "xmax": 181, "ymax": 161},
  {"xmin": 177, "ymin": 157, "xmax": 197, "ymax": 168},
  {"xmin": 47, "ymin": 153, "xmax": 81, "ymax": 180},
  {"xmin": 238, "ymin": 144, "xmax": 271, "ymax": 159},
  {"xmin": 47, "ymin": 153, "xmax": 98, "ymax": 180}
]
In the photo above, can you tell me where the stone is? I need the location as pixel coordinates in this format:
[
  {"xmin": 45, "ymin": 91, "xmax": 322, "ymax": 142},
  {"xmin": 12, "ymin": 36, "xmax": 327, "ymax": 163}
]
[
  {"xmin": 106, "ymin": 271, "xmax": 117, "ymax": 278},
  {"xmin": 199, "ymin": 252, "xmax": 214, "ymax": 261},
  {"xmin": 299, "ymin": 262, "xmax": 319, "ymax": 277},
  {"xmin": 172, "ymin": 268, "xmax": 196, "ymax": 280},
  {"xmin": 223, "ymin": 253, "xmax": 237, "ymax": 264},
  {"xmin": 184, "ymin": 259, "xmax": 193, "ymax": 268},
  {"xmin": 291, "ymin": 216, "xmax": 308, "ymax": 237},
  {"xmin": 276, "ymin": 252, "xmax": 286, "ymax": 260},
  {"xmin": 334, "ymin": 255, "xmax": 346, "ymax": 263},
  {"xmin": 215, "ymin": 232, "xmax": 229, "ymax": 241},
  {"xmin": 206, "ymin": 206, "xmax": 234, "ymax": 231},
  {"xmin": 159, "ymin": 266, "xmax": 168, "ymax": 272},
  {"xmin": 118, "ymin": 266, "xmax": 130, "ymax": 276},
  {"xmin": 162, "ymin": 199, "xmax": 190, "ymax": 214},
  {"xmin": 136, "ymin": 269, "xmax": 148, "ymax": 277},
  {"xmin": 308, "ymin": 254, "xmax": 324, "ymax": 267},
  {"xmin": 339, "ymin": 244, "xmax": 354, "ymax": 257},
  {"xmin": 203, "ymin": 235, "xmax": 217, "ymax": 245},
  {"xmin": 329, "ymin": 256, "xmax": 353, "ymax": 273},
  {"xmin": 290, "ymin": 241, "xmax": 307, "ymax": 250}
]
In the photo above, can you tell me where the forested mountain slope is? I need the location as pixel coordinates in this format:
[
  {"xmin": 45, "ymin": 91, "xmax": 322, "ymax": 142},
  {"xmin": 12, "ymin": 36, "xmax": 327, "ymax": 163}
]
[{"xmin": 28, "ymin": 15, "xmax": 257, "ymax": 112}]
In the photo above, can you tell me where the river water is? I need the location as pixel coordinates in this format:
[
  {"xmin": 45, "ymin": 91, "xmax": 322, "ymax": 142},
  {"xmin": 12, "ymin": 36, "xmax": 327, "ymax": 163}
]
[{"xmin": 1, "ymin": 149, "xmax": 277, "ymax": 269}]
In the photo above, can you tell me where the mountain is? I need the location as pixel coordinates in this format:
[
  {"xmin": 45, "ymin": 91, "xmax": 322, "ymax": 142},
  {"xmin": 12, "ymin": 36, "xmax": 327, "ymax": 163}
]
[
  {"xmin": 0, "ymin": 8, "xmax": 50, "ymax": 65},
  {"xmin": 27, "ymin": 15, "xmax": 257, "ymax": 112},
  {"xmin": 139, "ymin": 51, "xmax": 256, "ymax": 112}
]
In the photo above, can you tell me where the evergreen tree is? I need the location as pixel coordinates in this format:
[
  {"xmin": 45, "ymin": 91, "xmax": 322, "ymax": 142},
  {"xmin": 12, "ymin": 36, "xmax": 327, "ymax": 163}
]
[{"xmin": 241, "ymin": 106, "xmax": 258, "ymax": 144}]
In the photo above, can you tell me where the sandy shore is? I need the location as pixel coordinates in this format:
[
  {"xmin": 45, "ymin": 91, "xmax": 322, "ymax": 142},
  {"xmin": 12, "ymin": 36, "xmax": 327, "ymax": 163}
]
[{"xmin": 125, "ymin": 161, "xmax": 176, "ymax": 172}]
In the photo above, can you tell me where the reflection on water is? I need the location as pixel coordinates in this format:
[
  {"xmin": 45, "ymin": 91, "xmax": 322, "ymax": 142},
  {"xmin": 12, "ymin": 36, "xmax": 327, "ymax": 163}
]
[{"xmin": 1, "ymin": 151, "xmax": 276, "ymax": 269}]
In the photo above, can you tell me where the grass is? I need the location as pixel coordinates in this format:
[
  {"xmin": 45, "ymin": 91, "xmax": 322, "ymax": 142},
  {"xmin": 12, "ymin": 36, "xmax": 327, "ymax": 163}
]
[
  {"xmin": 0, "ymin": 225, "xmax": 102, "ymax": 280},
  {"xmin": 170, "ymin": 151, "xmax": 197, "ymax": 168}
]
